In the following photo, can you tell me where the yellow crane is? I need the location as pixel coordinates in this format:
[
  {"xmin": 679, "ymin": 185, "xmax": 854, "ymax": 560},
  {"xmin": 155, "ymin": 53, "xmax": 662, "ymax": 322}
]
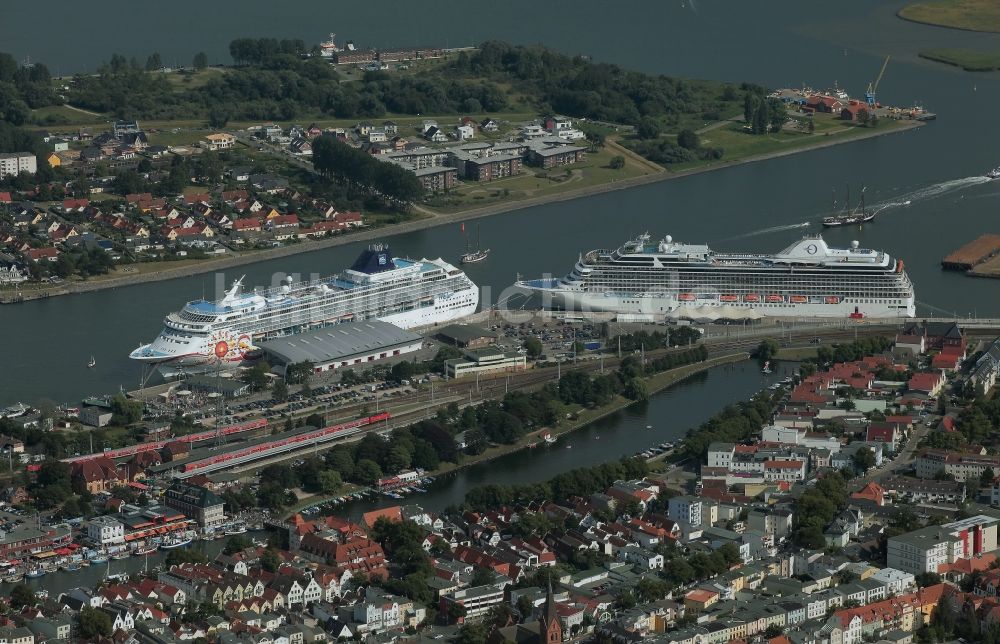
[{"xmin": 866, "ymin": 55, "xmax": 890, "ymax": 107}]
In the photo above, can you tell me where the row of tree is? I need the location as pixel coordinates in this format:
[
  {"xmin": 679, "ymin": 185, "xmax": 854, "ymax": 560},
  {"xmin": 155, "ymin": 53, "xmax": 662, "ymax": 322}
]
[
  {"xmin": 311, "ymin": 135, "xmax": 423, "ymax": 208},
  {"xmin": 464, "ymin": 457, "xmax": 649, "ymax": 511}
]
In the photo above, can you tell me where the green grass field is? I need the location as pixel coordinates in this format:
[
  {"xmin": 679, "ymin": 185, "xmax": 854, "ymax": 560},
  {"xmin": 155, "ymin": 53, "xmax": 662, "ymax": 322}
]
[
  {"xmin": 919, "ymin": 48, "xmax": 1000, "ymax": 71},
  {"xmin": 423, "ymin": 146, "xmax": 655, "ymax": 213},
  {"xmin": 669, "ymin": 115, "xmax": 911, "ymax": 172},
  {"xmin": 899, "ymin": 0, "xmax": 1000, "ymax": 32}
]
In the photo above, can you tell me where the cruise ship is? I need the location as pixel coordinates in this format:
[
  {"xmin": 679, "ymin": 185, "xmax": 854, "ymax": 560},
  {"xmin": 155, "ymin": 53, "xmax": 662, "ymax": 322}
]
[
  {"xmin": 516, "ymin": 234, "xmax": 915, "ymax": 320},
  {"xmin": 130, "ymin": 245, "xmax": 479, "ymax": 367}
]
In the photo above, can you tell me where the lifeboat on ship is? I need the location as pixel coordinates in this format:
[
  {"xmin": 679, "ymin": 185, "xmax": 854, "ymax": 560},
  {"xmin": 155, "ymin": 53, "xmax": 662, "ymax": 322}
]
[
  {"xmin": 825, "ymin": 296, "xmax": 841, "ymax": 305},
  {"xmin": 849, "ymin": 306, "xmax": 864, "ymax": 319},
  {"xmin": 678, "ymin": 293, "xmax": 696, "ymax": 302},
  {"xmin": 765, "ymin": 294, "xmax": 783, "ymax": 303},
  {"xmin": 789, "ymin": 295, "xmax": 807, "ymax": 304},
  {"xmin": 744, "ymin": 293, "xmax": 761, "ymax": 303},
  {"xmin": 720, "ymin": 294, "xmax": 739, "ymax": 303}
]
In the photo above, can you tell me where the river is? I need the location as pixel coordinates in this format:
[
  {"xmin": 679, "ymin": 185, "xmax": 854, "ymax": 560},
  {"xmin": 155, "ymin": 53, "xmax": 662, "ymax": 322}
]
[{"xmin": 3, "ymin": 0, "xmax": 1000, "ymax": 406}]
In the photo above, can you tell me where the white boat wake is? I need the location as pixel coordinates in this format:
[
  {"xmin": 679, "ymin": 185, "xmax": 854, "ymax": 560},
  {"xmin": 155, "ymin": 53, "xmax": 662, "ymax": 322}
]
[{"xmin": 871, "ymin": 175, "xmax": 992, "ymax": 212}]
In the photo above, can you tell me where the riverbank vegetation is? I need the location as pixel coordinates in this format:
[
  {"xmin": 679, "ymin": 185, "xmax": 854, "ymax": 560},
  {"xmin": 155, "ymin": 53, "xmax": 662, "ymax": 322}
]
[
  {"xmin": 679, "ymin": 387, "xmax": 782, "ymax": 461},
  {"xmin": 464, "ymin": 457, "xmax": 650, "ymax": 512},
  {"xmin": 919, "ymin": 48, "xmax": 1000, "ymax": 71},
  {"xmin": 899, "ymin": 0, "xmax": 1000, "ymax": 33}
]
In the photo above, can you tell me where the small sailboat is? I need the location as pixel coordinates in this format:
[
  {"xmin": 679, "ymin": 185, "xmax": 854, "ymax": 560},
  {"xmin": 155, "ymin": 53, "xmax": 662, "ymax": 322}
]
[
  {"xmin": 88, "ymin": 356, "xmax": 96, "ymax": 368},
  {"xmin": 460, "ymin": 223, "xmax": 490, "ymax": 264}
]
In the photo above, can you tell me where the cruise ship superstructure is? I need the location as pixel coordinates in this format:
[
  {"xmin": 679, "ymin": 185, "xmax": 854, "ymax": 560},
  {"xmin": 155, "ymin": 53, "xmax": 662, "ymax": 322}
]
[
  {"xmin": 130, "ymin": 245, "xmax": 478, "ymax": 367},
  {"xmin": 516, "ymin": 234, "xmax": 915, "ymax": 320}
]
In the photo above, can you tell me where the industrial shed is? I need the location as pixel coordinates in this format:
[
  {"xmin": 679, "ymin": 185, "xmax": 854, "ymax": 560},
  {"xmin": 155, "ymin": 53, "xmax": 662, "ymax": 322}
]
[{"xmin": 259, "ymin": 320, "xmax": 423, "ymax": 373}]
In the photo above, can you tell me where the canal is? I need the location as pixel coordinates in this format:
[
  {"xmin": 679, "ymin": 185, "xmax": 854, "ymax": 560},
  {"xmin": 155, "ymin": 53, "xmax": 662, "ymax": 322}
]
[{"xmin": 332, "ymin": 359, "xmax": 783, "ymax": 518}]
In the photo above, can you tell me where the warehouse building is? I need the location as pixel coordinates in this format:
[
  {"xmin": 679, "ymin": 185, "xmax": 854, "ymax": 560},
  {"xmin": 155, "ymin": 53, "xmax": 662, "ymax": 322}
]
[
  {"xmin": 259, "ymin": 320, "xmax": 423, "ymax": 374},
  {"xmin": 435, "ymin": 324, "xmax": 496, "ymax": 349}
]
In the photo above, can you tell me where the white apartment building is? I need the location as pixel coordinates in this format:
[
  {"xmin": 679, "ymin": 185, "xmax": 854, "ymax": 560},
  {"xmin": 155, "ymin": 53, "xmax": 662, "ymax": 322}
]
[
  {"xmin": 870, "ymin": 567, "xmax": 916, "ymax": 596},
  {"xmin": 886, "ymin": 515, "xmax": 999, "ymax": 574},
  {"xmin": 0, "ymin": 153, "xmax": 37, "ymax": 179},
  {"xmin": 707, "ymin": 442, "xmax": 735, "ymax": 469},
  {"xmin": 668, "ymin": 496, "xmax": 703, "ymax": 527},
  {"xmin": 440, "ymin": 584, "xmax": 506, "ymax": 621},
  {"xmin": 87, "ymin": 516, "xmax": 125, "ymax": 545}
]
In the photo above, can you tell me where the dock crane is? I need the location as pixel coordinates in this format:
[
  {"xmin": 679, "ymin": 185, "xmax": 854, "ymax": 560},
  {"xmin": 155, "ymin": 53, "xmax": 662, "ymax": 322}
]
[{"xmin": 866, "ymin": 55, "xmax": 890, "ymax": 108}]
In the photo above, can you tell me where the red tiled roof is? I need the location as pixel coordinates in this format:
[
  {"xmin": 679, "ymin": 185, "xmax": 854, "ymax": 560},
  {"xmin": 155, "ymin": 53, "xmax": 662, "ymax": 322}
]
[
  {"xmin": 362, "ymin": 506, "xmax": 402, "ymax": 528},
  {"xmin": 764, "ymin": 460, "xmax": 804, "ymax": 469}
]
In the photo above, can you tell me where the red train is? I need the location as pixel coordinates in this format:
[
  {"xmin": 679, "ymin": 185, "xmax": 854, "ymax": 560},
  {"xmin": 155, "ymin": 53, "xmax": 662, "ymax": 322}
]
[
  {"xmin": 61, "ymin": 418, "xmax": 268, "ymax": 463},
  {"xmin": 180, "ymin": 413, "xmax": 391, "ymax": 474}
]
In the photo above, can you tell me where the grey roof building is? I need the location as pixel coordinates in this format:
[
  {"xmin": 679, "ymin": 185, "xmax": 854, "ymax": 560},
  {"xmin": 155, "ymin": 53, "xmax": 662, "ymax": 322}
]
[{"xmin": 259, "ymin": 320, "xmax": 423, "ymax": 372}]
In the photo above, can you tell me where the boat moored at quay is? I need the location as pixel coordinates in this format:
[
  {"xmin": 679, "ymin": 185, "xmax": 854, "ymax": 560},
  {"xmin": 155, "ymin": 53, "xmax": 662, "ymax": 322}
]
[
  {"xmin": 130, "ymin": 244, "xmax": 479, "ymax": 368},
  {"xmin": 516, "ymin": 233, "xmax": 915, "ymax": 320}
]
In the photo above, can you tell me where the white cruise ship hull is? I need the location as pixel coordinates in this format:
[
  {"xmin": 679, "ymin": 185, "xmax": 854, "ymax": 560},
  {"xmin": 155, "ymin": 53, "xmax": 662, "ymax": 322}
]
[
  {"xmin": 533, "ymin": 286, "xmax": 915, "ymax": 320},
  {"xmin": 516, "ymin": 233, "xmax": 916, "ymax": 322}
]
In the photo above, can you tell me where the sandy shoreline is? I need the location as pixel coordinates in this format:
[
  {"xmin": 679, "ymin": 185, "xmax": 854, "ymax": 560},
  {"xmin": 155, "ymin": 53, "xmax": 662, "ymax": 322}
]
[{"xmin": 2, "ymin": 120, "xmax": 923, "ymax": 304}]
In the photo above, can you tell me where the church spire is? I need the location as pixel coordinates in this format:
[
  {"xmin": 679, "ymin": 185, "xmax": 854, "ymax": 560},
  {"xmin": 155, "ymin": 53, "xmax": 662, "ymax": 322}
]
[{"xmin": 539, "ymin": 578, "xmax": 562, "ymax": 643}]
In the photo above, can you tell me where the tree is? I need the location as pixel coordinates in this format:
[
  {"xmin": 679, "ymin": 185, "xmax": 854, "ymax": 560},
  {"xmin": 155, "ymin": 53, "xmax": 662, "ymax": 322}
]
[
  {"xmin": 608, "ymin": 155, "xmax": 625, "ymax": 169},
  {"xmin": 208, "ymin": 108, "xmax": 230, "ymax": 129},
  {"xmin": 623, "ymin": 377, "xmax": 648, "ymax": 401},
  {"xmin": 454, "ymin": 622, "xmax": 486, "ymax": 644},
  {"xmin": 856, "ymin": 108, "xmax": 870, "ymax": 126},
  {"xmin": 316, "ymin": 469, "xmax": 342, "ymax": 494},
  {"xmin": 145, "ymin": 52, "xmax": 162, "ymax": 72},
  {"xmin": 753, "ymin": 100, "xmax": 769, "ymax": 134},
  {"xmin": 390, "ymin": 361, "xmax": 415, "ymax": 383},
  {"xmin": 807, "ymin": 117, "xmax": 815, "ymax": 133},
  {"xmin": 224, "ymin": 535, "xmax": 252, "ymax": 555},
  {"xmin": 260, "ymin": 548, "xmax": 280, "ymax": 572},
  {"xmin": 9, "ymin": 584, "xmax": 36, "ymax": 609},
  {"xmin": 677, "ymin": 129, "xmax": 700, "ymax": 150},
  {"xmin": 243, "ymin": 363, "xmax": 270, "ymax": 390},
  {"xmin": 636, "ymin": 118, "xmax": 661, "ymax": 139},
  {"xmin": 523, "ymin": 336, "xmax": 543, "ymax": 359},
  {"xmin": 983, "ymin": 467, "xmax": 997, "ymax": 487},
  {"xmin": 764, "ymin": 624, "xmax": 784, "ymax": 638},
  {"xmin": 78, "ymin": 605, "xmax": 113, "ymax": 639},
  {"xmin": 852, "ymin": 446, "xmax": 876, "ymax": 472},
  {"xmin": 355, "ymin": 459, "xmax": 383, "ymax": 485},
  {"xmin": 166, "ymin": 548, "xmax": 207, "ymax": 566},
  {"xmin": 193, "ymin": 52, "xmax": 209, "ymax": 70},
  {"xmin": 755, "ymin": 338, "xmax": 780, "ymax": 361},
  {"xmin": 272, "ymin": 379, "xmax": 289, "ymax": 402},
  {"xmin": 516, "ymin": 594, "xmax": 535, "ymax": 621},
  {"xmin": 916, "ymin": 572, "xmax": 941, "ymax": 588}
]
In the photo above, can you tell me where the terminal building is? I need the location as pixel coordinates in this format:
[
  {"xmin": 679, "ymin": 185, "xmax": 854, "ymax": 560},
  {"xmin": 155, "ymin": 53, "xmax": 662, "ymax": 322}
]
[
  {"xmin": 259, "ymin": 320, "xmax": 423, "ymax": 374},
  {"xmin": 444, "ymin": 346, "xmax": 527, "ymax": 379}
]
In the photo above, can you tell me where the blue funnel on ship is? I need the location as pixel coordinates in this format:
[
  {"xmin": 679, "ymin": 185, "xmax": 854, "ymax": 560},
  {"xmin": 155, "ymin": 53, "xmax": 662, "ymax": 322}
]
[{"xmin": 350, "ymin": 243, "xmax": 396, "ymax": 274}]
